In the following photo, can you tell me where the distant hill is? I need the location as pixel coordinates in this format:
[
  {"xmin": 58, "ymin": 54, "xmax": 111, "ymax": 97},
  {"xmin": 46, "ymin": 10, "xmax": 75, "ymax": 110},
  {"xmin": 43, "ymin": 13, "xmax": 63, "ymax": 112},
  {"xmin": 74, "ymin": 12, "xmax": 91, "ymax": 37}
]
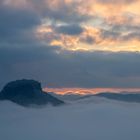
[
  {"xmin": 50, "ymin": 91, "xmax": 140, "ymax": 103},
  {"xmin": 95, "ymin": 92, "xmax": 140, "ymax": 103},
  {"xmin": 0, "ymin": 79, "xmax": 64, "ymax": 107}
]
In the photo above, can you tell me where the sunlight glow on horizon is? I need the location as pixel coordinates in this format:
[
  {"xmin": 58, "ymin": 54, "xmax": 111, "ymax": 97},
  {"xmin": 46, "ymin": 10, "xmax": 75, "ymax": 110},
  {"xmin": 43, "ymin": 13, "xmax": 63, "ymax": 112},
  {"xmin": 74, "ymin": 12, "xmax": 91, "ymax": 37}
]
[{"xmin": 43, "ymin": 87, "xmax": 140, "ymax": 95}]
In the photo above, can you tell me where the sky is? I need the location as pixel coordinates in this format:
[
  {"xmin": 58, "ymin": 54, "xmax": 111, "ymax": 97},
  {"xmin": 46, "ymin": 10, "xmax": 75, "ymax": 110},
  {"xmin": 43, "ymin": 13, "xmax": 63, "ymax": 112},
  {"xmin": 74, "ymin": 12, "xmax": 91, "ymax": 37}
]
[{"xmin": 1, "ymin": 0, "xmax": 140, "ymax": 91}]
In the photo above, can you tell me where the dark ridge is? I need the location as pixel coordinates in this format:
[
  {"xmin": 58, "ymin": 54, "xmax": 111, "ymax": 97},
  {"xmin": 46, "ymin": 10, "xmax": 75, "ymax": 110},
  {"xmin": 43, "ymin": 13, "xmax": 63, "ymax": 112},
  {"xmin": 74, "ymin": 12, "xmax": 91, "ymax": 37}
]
[
  {"xmin": 0, "ymin": 79, "xmax": 64, "ymax": 107},
  {"xmin": 95, "ymin": 92, "xmax": 140, "ymax": 103}
]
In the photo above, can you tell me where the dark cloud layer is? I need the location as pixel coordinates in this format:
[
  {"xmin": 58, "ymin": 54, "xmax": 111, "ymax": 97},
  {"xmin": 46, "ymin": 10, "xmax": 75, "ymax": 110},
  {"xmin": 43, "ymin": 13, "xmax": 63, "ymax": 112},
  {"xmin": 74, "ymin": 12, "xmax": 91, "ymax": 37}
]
[
  {"xmin": 80, "ymin": 35, "xmax": 95, "ymax": 44},
  {"xmin": 55, "ymin": 24, "xmax": 84, "ymax": 36},
  {"xmin": 0, "ymin": 3, "xmax": 41, "ymax": 44},
  {"xmin": 1, "ymin": 44, "xmax": 140, "ymax": 89}
]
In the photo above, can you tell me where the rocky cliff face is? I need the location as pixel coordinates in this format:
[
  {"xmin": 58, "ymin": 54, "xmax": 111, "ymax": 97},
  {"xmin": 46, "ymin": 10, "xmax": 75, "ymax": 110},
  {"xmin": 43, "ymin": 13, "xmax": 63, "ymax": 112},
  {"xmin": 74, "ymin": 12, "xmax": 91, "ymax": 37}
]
[{"xmin": 0, "ymin": 79, "xmax": 64, "ymax": 107}]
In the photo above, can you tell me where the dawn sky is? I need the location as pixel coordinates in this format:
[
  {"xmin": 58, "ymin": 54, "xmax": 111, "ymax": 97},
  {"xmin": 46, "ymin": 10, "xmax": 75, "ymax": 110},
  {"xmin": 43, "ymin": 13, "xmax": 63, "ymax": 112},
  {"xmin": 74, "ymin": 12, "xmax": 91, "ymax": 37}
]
[{"xmin": 1, "ymin": 0, "xmax": 140, "ymax": 91}]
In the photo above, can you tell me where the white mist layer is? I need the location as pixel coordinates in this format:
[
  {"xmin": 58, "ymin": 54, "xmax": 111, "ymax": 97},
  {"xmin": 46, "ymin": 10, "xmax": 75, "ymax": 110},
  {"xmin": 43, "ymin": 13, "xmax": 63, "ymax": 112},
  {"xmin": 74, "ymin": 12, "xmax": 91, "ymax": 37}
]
[{"xmin": 0, "ymin": 97, "xmax": 140, "ymax": 140}]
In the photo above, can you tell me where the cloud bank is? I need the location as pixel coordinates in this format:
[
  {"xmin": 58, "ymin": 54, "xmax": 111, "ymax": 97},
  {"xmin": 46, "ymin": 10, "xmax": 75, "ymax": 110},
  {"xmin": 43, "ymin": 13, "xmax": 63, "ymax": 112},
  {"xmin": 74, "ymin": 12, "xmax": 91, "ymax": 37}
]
[{"xmin": 0, "ymin": 98, "xmax": 140, "ymax": 140}]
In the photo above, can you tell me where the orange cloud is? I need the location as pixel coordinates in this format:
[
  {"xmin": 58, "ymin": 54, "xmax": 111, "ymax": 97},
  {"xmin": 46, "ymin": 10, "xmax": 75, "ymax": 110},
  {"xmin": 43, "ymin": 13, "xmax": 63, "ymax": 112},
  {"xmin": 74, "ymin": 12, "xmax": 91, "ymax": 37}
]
[
  {"xmin": 6, "ymin": 0, "xmax": 140, "ymax": 52},
  {"xmin": 36, "ymin": 23, "xmax": 140, "ymax": 52}
]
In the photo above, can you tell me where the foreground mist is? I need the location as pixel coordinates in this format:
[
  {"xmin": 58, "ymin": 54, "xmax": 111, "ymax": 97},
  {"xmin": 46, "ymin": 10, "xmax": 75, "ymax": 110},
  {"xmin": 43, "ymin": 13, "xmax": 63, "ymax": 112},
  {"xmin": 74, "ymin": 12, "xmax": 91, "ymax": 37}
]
[{"xmin": 0, "ymin": 96, "xmax": 140, "ymax": 140}]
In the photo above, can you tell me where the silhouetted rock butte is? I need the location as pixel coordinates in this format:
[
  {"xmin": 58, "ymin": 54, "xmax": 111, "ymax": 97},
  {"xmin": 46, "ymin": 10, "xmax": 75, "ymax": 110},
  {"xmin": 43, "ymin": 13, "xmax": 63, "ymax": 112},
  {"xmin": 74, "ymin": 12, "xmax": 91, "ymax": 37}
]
[{"xmin": 0, "ymin": 79, "xmax": 64, "ymax": 107}]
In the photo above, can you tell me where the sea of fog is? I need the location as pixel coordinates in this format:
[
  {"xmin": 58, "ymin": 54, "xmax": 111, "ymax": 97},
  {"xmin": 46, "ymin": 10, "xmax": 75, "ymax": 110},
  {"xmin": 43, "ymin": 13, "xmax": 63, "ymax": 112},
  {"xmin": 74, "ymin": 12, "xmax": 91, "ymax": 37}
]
[{"xmin": 0, "ymin": 96, "xmax": 140, "ymax": 140}]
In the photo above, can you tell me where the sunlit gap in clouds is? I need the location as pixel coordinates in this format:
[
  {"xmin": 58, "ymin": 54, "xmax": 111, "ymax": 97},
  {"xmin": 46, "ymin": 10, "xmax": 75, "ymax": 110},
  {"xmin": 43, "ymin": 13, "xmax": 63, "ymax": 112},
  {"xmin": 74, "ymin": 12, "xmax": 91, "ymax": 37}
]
[
  {"xmin": 43, "ymin": 87, "xmax": 140, "ymax": 95},
  {"xmin": 34, "ymin": 0, "xmax": 140, "ymax": 52}
]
